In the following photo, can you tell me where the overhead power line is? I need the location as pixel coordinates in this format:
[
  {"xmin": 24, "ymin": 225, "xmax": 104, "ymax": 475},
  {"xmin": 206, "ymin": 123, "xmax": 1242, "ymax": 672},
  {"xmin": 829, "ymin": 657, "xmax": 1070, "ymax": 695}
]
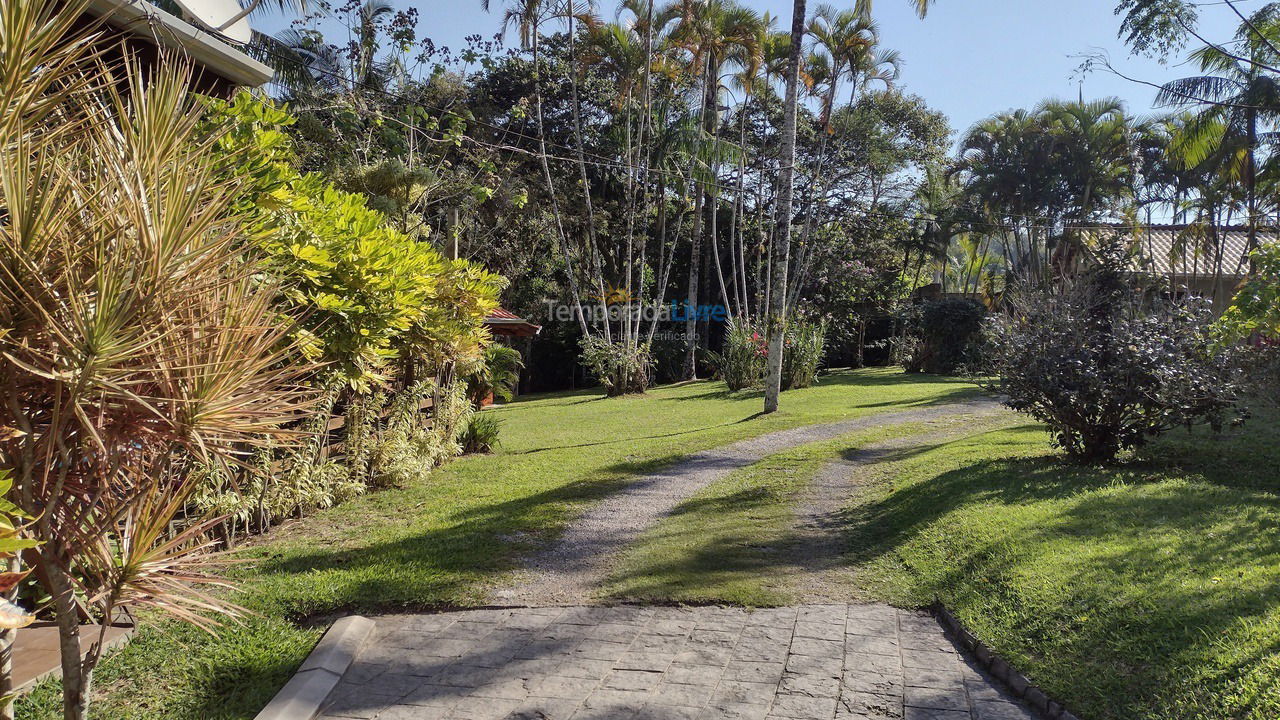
[{"xmin": 244, "ymin": 34, "xmax": 1200, "ymax": 236}]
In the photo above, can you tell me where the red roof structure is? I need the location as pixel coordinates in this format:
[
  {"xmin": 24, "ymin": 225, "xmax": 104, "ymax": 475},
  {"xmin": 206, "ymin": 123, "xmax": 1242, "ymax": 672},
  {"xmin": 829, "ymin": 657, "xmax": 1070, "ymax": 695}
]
[{"xmin": 484, "ymin": 307, "xmax": 541, "ymax": 337}]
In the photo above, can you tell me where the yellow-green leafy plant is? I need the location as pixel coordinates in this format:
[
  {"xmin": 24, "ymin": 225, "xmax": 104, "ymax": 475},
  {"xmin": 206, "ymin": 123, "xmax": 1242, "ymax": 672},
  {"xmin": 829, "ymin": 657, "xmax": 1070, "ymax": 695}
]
[
  {"xmin": 0, "ymin": 4, "xmax": 315, "ymax": 719},
  {"xmin": 204, "ymin": 92, "xmax": 505, "ymax": 390}
]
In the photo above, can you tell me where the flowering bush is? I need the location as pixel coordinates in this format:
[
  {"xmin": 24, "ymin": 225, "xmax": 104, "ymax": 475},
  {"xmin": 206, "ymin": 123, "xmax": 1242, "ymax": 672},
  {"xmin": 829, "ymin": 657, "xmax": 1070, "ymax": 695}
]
[
  {"xmin": 712, "ymin": 319, "xmax": 768, "ymax": 390},
  {"xmin": 782, "ymin": 316, "xmax": 828, "ymax": 390}
]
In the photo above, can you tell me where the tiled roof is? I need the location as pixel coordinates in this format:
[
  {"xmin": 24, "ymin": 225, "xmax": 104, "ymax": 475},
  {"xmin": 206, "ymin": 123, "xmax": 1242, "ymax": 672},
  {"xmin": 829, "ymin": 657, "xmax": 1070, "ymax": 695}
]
[
  {"xmin": 486, "ymin": 307, "xmax": 524, "ymax": 321},
  {"xmin": 1089, "ymin": 225, "xmax": 1263, "ymax": 277}
]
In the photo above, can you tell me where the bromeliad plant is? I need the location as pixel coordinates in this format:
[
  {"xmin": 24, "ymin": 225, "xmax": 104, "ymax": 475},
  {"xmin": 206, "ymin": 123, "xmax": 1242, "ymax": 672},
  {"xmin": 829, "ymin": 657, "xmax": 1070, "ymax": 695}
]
[{"xmin": 0, "ymin": 4, "xmax": 314, "ymax": 719}]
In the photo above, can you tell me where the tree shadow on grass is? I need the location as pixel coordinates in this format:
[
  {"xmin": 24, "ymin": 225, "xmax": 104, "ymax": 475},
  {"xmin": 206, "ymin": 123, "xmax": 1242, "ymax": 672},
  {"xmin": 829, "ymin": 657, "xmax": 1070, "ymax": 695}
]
[
  {"xmin": 838, "ymin": 423, "xmax": 1280, "ymax": 719},
  {"xmin": 245, "ymin": 474, "xmax": 636, "ymax": 616}
]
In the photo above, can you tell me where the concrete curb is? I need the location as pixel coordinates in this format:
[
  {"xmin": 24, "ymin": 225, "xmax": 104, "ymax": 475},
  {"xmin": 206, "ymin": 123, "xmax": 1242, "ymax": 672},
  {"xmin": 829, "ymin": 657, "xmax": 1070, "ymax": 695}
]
[
  {"xmin": 932, "ymin": 603, "xmax": 1082, "ymax": 720},
  {"xmin": 255, "ymin": 615, "xmax": 375, "ymax": 720}
]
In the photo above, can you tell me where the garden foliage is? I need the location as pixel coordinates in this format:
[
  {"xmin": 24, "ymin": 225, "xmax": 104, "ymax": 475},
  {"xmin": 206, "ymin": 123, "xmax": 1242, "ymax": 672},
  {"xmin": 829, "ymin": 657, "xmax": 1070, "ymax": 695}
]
[
  {"xmin": 985, "ymin": 242, "xmax": 1243, "ymax": 462},
  {"xmin": 580, "ymin": 336, "xmax": 653, "ymax": 396},
  {"xmin": 781, "ymin": 316, "xmax": 828, "ymax": 391},
  {"xmin": 713, "ymin": 319, "xmax": 767, "ymax": 390},
  {"xmin": 902, "ymin": 298, "xmax": 987, "ymax": 375}
]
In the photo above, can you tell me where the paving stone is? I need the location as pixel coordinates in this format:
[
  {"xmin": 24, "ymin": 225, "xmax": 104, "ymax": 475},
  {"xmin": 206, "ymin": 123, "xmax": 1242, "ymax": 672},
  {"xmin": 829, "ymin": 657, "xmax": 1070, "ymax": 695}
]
[
  {"xmin": 364, "ymin": 673, "xmax": 428, "ymax": 696},
  {"xmin": 691, "ymin": 629, "xmax": 740, "ymax": 646},
  {"xmin": 899, "ymin": 650, "xmax": 959, "ymax": 671},
  {"xmin": 555, "ymin": 658, "xmax": 615, "ymax": 679},
  {"xmin": 711, "ymin": 679, "xmax": 777, "ymax": 705},
  {"xmin": 373, "ymin": 704, "xmax": 452, "ymax": 720},
  {"xmin": 838, "ymin": 692, "xmax": 904, "ymax": 719},
  {"xmin": 604, "ymin": 669, "xmax": 665, "ymax": 692},
  {"xmin": 573, "ymin": 639, "xmax": 630, "ymax": 661},
  {"xmin": 785, "ymin": 652, "xmax": 844, "ymax": 677},
  {"xmin": 903, "ymin": 667, "xmax": 965, "ymax": 690},
  {"xmin": 647, "ymin": 680, "xmax": 716, "ymax": 707},
  {"xmin": 963, "ymin": 677, "xmax": 1011, "ymax": 702},
  {"xmin": 846, "ymin": 635, "xmax": 900, "ymax": 657},
  {"xmin": 582, "ymin": 688, "xmax": 650, "ymax": 712},
  {"xmin": 724, "ymin": 661, "xmax": 786, "ymax": 684},
  {"xmin": 794, "ymin": 621, "xmax": 846, "ymax": 641},
  {"xmin": 450, "ymin": 695, "xmax": 522, "ymax": 719},
  {"xmin": 675, "ymin": 645, "xmax": 734, "ymax": 665},
  {"xmin": 401, "ymin": 684, "xmax": 462, "ymax": 708},
  {"xmin": 616, "ymin": 652, "xmax": 676, "ymax": 672},
  {"xmin": 842, "ymin": 669, "xmax": 903, "ymax": 695},
  {"xmin": 899, "ymin": 633, "xmax": 957, "ymax": 654},
  {"xmin": 904, "ymin": 709, "xmax": 970, "ymax": 720},
  {"xmin": 904, "ymin": 687, "xmax": 969, "ymax": 712},
  {"xmin": 972, "ymin": 701, "xmax": 1037, "ymax": 720},
  {"xmin": 897, "ymin": 613, "xmax": 941, "ymax": 634},
  {"xmin": 844, "ymin": 618, "xmax": 898, "ymax": 635},
  {"xmin": 770, "ymin": 691, "xmax": 839, "ymax": 719},
  {"xmin": 786, "ymin": 672, "xmax": 845, "ymax": 701},
  {"xmin": 706, "ymin": 702, "xmax": 772, "ymax": 720},
  {"xmin": 790, "ymin": 637, "xmax": 845, "ymax": 658},
  {"xmin": 474, "ymin": 678, "xmax": 531, "ymax": 700},
  {"xmin": 528, "ymin": 675, "xmax": 597, "ymax": 701},
  {"xmin": 322, "ymin": 692, "xmax": 402, "ymax": 718},
  {"xmin": 664, "ymin": 662, "xmax": 726, "ymax": 686},
  {"xmin": 502, "ymin": 697, "xmax": 580, "ymax": 720},
  {"xmin": 320, "ymin": 606, "xmax": 1043, "ymax": 720}
]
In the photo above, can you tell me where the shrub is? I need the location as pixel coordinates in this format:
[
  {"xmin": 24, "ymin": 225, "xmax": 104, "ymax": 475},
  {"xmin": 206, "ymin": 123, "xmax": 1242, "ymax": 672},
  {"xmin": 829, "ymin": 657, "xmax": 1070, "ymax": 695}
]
[
  {"xmin": 580, "ymin": 337, "xmax": 653, "ymax": 395},
  {"xmin": 465, "ymin": 344, "xmax": 525, "ymax": 407},
  {"xmin": 985, "ymin": 242, "xmax": 1244, "ymax": 463},
  {"xmin": 903, "ymin": 298, "xmax": 987, "ymax": 374},
  {"xmin": 459, "ymin": 412, "xmax": 502, "ymax": 454},
  {"xmin": 782, "ymin": 316, "xmax": 827, "ymax": 391},
  {"xmin": 712, "ymin": 319, "xmax": 767, "ymax": 390}
]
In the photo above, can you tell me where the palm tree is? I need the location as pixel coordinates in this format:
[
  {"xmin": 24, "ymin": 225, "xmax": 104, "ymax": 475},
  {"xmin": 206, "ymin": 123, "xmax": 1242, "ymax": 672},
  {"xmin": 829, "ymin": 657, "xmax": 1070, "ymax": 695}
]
[
  {"xmin": 1156, "ymin": 9, "xmax": 1280, "ymax": 259},
  {"xmin": 664, "ymin": 0, "xmax": 763, "ymax": 378},
  {"xmin": 483, "ymin": 0, "xmax": 593, "ymax": 337}
]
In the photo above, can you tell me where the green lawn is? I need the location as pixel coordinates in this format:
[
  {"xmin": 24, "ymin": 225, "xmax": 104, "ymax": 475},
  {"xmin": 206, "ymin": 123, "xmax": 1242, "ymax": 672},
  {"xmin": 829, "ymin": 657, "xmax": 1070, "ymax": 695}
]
[
  {"xmin": 22, "ymin": 370, "xmax": 1280, "ymax": 720},
  {"xmin": 18, "ymin": 369, "xmax": 977, "ymax": 720},
  {"xmin": 607, "ymin": 400, "xmax": 1280, "ymax": 719},
  {"xmin": 845, "ymin": 413, "xmax": 1280, "ymax": 720},
  {"xmin": 603, "ymin": 413, "xmax": 1017, "ymax": 606}
]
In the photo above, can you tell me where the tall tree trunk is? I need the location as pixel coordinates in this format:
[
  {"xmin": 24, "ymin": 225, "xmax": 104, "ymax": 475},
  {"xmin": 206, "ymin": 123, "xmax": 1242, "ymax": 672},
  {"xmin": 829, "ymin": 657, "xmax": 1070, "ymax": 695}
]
[
  {"xmin": 566, "ymin": 11, "xmax": 612, "ymax": 343},
  {"xmin": 532, "ymin": 31, "xmax": 590, "ymax": 337},
  {"xmin": 764, "ymin": 0, "xmax": 806, "ymax": 414},
  {"xmin": 683, "ymin": 55, "xmax": 712, "ymax": 380}
]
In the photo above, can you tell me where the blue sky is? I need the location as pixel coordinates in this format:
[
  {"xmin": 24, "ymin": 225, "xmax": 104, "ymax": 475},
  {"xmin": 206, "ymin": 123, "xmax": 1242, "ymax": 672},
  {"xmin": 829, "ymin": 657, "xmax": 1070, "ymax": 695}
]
[{"xmin": 256, "ymin": 0, "xmax": 1246, "ymax": 139}]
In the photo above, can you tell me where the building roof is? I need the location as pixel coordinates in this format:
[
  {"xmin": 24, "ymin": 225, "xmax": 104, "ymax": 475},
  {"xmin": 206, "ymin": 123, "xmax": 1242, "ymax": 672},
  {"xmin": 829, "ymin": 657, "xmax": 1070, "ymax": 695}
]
[
  {"xmin": 1091, "ymin": 224, "xmax": 1263, "ymax": 278},
  {"xmin": 484, "ymin": 308, "xmax": 541, "ymax": 337},
  {"xmin": 83, "ymin": 0, "xmax": 273, "ymax": 88}
]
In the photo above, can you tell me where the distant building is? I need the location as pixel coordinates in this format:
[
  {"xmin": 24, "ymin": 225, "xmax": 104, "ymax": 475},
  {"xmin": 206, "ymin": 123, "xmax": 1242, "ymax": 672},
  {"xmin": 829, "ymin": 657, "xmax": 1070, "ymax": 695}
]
[
  {"xmin": 1092, "ymin": 224, "xmax": 1270, "ymax": 311},
  {"xmin": 77, "ymin": 0, "xmax": 272, "ymax": 96}
]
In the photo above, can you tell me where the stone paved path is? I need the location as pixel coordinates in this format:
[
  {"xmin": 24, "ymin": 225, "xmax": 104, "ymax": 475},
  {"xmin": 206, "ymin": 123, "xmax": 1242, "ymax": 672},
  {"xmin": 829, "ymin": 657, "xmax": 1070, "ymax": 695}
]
[
  {"xmin": 320, "ymin": 398, "xmax": 1041, "ymax": 720},
  {"xmin": 319, "ymin": 604, "xmax": 1036, "ymax": 720},
  {"xmin": 493, "ymin": 397, "xmax": 1003, "ymax": 605}
]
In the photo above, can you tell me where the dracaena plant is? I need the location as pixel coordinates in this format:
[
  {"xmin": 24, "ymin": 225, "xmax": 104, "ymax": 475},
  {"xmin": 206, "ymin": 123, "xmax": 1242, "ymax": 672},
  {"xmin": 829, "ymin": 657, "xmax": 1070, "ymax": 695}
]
[{"xmin": 0, "ymin": 3, "xmax": 316, "ymax": 719}]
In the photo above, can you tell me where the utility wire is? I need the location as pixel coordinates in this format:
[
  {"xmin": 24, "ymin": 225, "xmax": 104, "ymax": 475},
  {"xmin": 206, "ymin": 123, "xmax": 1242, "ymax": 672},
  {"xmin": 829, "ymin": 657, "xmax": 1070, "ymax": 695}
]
[{"xmin": 247, "ymin": 36, "xmax": 1233, "ymax": 236}]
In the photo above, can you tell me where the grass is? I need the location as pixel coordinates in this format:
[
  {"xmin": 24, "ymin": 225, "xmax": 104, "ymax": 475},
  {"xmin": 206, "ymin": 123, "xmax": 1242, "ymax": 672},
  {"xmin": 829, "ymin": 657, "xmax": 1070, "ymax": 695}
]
[
  {"xmin": 842, "ymin": 412, "xmax": 1280, "ymax": 720},
  {"xmin": 17, "ymin": 369, "xmax": 977, "ymax": 720},
  {"xmin": 604, "ymin": 399, "xmax": 1280, "ymax": 719},
  {"xmin": 602, "ymin": 413, "xmax": 1014, "ymax": 606},
  {"xmin": 25, "ymin": 368, "xmax": 1280, "ymax": 719}
]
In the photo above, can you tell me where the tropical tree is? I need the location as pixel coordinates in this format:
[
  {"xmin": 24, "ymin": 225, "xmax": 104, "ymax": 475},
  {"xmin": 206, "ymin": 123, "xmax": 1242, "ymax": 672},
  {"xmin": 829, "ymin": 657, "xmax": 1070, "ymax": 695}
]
[
  {"xmin": 1156, "ymin": 9, "xmax": 1280, "ymax": 259},
  {"xmin": 0, "ymin": 4, "xmax": 316, "ymax": 719},
  {"xmin": 763, "ymin": 0, "xmax": 934, "ymax": 413}
]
